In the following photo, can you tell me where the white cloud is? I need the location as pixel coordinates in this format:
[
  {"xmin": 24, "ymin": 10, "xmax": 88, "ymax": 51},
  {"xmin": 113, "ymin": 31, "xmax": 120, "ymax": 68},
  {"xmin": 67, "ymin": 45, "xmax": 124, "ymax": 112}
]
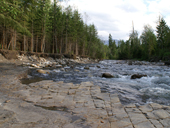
[{"xmin": 59, "ymin": 0, "xmax": 170, "ymax": 40}]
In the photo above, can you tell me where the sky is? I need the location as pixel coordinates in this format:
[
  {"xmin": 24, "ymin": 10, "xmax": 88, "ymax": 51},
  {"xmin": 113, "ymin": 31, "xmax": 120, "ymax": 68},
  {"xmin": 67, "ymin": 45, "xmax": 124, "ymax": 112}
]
[{"xmin": 60, "ymin": 0, "xmax": 170, "ymax": 41}]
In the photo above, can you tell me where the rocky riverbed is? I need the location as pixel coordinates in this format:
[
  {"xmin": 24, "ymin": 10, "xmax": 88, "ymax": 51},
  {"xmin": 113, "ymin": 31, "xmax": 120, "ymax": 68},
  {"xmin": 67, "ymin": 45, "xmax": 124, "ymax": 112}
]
[
  {"xmin": 0, "ymin": 53, "xmax": 170, "ymax": 127},
  {"xmin": 25, "ymin": 59, "xmax": 170, "ymax": 106}
]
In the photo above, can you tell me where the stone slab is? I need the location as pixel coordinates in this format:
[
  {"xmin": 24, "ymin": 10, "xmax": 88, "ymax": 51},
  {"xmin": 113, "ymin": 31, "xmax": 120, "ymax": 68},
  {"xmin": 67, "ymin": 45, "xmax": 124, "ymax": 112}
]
[{"xmin": 134, "ymin": 121, "xmax": 155, "ymax": 128}]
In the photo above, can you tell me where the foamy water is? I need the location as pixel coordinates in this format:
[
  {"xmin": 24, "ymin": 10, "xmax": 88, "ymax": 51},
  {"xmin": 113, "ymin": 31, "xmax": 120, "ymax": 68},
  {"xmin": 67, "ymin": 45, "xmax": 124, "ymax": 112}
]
[{"xmin": 28, "ymin": 60, "xmax": 170, "ymax": 105}]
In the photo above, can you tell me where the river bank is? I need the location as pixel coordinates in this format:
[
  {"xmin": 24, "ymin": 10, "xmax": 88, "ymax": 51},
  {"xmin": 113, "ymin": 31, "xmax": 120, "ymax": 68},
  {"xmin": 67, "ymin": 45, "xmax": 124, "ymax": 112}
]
[{"xmin": 0, "ymin": 52, "xmax": 170, "ymax": 127}]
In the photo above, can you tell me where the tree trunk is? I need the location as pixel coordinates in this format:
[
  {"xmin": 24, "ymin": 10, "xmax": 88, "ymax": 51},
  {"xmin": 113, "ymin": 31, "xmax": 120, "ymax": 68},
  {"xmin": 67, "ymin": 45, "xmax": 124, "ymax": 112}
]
[
  {"xmin": 31, "ymin": 34, "xmax": 34, "ymax": 52},
  {"xmin": 87, "ymin": 37, "xmax": 92, "ymax": 55},
  {"xmin": 60, "ymin": 37, "xmax": 62, "ymax": 54},
  {"xmin": 25, "ymin": 36, "xmax": 28, "ymax": 51},
  {"xmin": 13, "ymin": 30, "xmax": 17, "ymax": 50},
  {"xmin": 8, "ymin": 41, "xmax": 12, "ymax": 50},
  {"xmin": 53, "ymin": 0, "xmax": 57, "ymax": 53},
  {"xmin": 41, "ymin": 34, "xmax": 45, "ymax": 53},
  {"xmin": 42, "ymin": 36, "xmax": 46, "ymax": 52},
  {"xmin": 23, "ymin": 35, "xmax": 26, "ymax": 51},
  {"xmin": 41, "ymin": 38, "xmax": 43, "ymax": 52},
  {"xmin": 75, "ymin": 39, "xmax": 78, "ymax": 55},
  {"xmin": 52, "ymin": 32, "xmax": 54, "ymax": 53},
  {"xmin": 68, "ymin": 41, "xmax": 72, "ymax": 54},
  {"xmin": 41, "ymin": 22, "xmax": 46, "ymax": 53},
  {"xmin": 82, "ymin": 42, "xmax": 85, "ymax": 56},
  {"xmin": 2, "ymin": 27, "xmax": 5, "ymax": 49},
  {"xmin": 8, "ymin": 31, "xmax": 13, "ymax": 50},
  {"xmin": 12, "ymin": 29, "xmax": 14, "ymax": 50},
  {"xmin": 53, "ymin": 32, "xmax": 57, "ymax": 53},
  {"xmin": 23, "ymin": 20, "xmax": 26, "ymax": 51},
  {"xmin": 0, "ymin": 38, "xmax": 2, "ymax": 49},
  {"xmin": 65, "ymin": 29, "xmax": 67, "ymax": 53},
  {"xmin": 31, "ymin": 21, "xmax": 34, "ymax": 52},
  {"xmin": 40, "ymin": 0, "xmax": 46, "ymax": 53},
  {"xmin": 52, "ymin": 21, "xmax": 54, "ymax": 53},
  {"xmin": 55, "ymin": 35, "xmax": 57, "ymax": 53},
  {"xmin": 36, "ymin": 35, "xmax": 38, "ymax": 52},
  {"xmin": 65, "ymin": 16, "xmax": 68, "ymax": 54}
]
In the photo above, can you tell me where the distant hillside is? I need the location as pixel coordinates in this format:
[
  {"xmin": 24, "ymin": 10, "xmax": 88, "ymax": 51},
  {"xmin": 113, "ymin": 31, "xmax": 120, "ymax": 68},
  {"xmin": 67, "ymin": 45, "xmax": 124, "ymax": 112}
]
[{"xmin": 103, "ymin": 39, "xmax": 119, "ymax": 46}]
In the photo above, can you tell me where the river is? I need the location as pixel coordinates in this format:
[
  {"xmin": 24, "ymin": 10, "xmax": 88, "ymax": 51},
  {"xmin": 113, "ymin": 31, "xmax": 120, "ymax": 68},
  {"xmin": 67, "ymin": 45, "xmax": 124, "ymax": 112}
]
[{"xmin": 24, "ymin": 60, "xmax": 170, "ymax": 106}]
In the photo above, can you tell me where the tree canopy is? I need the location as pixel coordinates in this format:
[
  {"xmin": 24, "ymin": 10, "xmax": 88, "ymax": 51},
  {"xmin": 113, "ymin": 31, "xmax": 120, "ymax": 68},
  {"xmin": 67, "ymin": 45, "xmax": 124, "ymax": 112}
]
[
  {"xmin": 108, "ymin": 16, "xmax": 170, "ymax": 61},
  {"xmin": 1, "ymin": 1, "xmax": 170, "ymax": 61},
  {"xmin": 0, "ymin": 0, "xmax": 107, "ymax": 59}
]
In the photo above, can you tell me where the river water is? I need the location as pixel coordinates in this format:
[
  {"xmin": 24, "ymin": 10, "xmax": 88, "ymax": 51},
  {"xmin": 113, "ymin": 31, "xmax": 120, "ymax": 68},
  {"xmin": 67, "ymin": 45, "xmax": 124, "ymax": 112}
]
[{"xmin": 26, "ymin": 60, "xmax": 170, "ymax": 106}]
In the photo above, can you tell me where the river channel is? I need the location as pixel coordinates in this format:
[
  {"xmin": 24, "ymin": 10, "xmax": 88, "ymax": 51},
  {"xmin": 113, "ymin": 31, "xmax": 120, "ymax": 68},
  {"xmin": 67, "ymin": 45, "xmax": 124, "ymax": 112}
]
[{"xmin": 25, "ymin": 60, "xmax": 170, "ymax": 106}]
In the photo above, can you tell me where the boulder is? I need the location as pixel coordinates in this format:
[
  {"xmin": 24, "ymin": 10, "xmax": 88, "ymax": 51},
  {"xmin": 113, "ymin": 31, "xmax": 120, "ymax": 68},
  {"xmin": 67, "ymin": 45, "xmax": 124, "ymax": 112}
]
[
  {"xmin": 164, "ymin": 61, "xmax": 170, "ymax": 66},
  {"xmin": 63, "ymin": 54, "xmax": 72, "ymax": 59},
  {"xmin": 134, "ymin": 61, "xmax": 143, "ymax": 65},
  {"xmin": 55, "ymin": 65, "xmax": 62, "ymax": 68},
  {"xmin": 73, "ymin": 54, "xmax": 77, "ymax": 60},
  {"xmin": 84, "ymin": 66, "xmax": 89, "ymax": 70},
  {"xmin": 102, "ymin": 73, "xmax": 114, "ymax": 78},
  {"xmin": 97, "ymin": 65, "xmax": 101, "ymax": 68},
  {"xmin": 70, "ymin": 65, "xmax": 74, "ymax": 69},
  {"xmin": 37, "ymin": 63, "xmax": 45, "ymax": 68},
  {"xmin": 31, "ymin": 64, "xmax": 40, "ymax": 68},
  {"xmin": 131, "ymin": 74, "xmax": 147, "ymax": 79},
  {"xmin": 61, "ymin": 68, "xmax": 65, "ymax": 71},
  {"xmin": 149, "ymin": 56, "xmax": 161, "ymax": 62},
  {"xmin": 64, "ymin": 54, "xmax": 77, "ymax": 59},
  {"xmin": 37, "ymin": 69, "xmax": 50, "ymax": 74},
  {"xmin": 128, "ymin": 61, "xmax": 133, "ymax": 65},
  {"xmin": 45, "ymin": 64, "xmax": 52, "ymax": 67}
]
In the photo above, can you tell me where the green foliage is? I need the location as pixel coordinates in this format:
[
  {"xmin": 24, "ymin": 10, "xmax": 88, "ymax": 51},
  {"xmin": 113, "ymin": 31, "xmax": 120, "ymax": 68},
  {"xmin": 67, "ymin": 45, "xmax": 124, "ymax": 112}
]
[
  {"xmin": 140, "ymin": 25, "xmax": 157, "ymax": 60},
  {"xmin": 108, "ymin": 34, "xmax": 116, "ymax": 59},
  {"xmin": 118, "ymin": 40, "xmax": 126, "ymax": 59},
  {"xmin": 156, "ymin": 17, "xmax": 169, "ymax": 50},
  {"xmin": 0, "ymin": 0, "xmax": 107, "ymax": 59},
  {"xmin": 129, "ymin": 29, "xmax": 142, "ymax": 59},
  {"xmin": 109, "ymin": 17, "xmax": 170, "ymax": 61},
  {"xmin": 163, "ymin": 51, "xmax": 170, "ymax": 57},
  {"xmin": 2, "ymin": 1, "xmax": 170, "ymax": 61},
  {"xmin": 117, "ymin": 40, "xmax": 133, "ymax": 59},
  {"xmin": 0, "ymin": 0, "xmax": 31, "ymax": 36},
  {"xmin": 0, "ymin": 14, "xmax": 31, "ymax": 36}
]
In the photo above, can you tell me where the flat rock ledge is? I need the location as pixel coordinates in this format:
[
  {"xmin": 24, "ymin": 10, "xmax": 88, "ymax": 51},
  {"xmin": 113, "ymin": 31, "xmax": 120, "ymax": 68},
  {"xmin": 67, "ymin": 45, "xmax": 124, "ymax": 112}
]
[
  {"xmin": 1, "ymin": 80, "xmax": 170, "ymax": 128},
  {"xmin": 0, "ymin": 65, "xmax": 170, "ymax": 127}
]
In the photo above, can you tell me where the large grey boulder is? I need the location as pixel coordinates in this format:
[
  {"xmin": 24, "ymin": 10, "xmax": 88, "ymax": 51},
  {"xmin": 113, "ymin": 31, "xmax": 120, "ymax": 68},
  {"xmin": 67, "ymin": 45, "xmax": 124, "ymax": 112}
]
[
  {"xmin": 84, "ymin": 66, "xmax": 89, "ymax": 70},
  {"xmin": 96, "ymin": 65, "xmax": 101, "ymax": 68},
  {"xmin": 102, "ymin": 73, "xmax": 114, "ymax": 78},
  {"xmin": 131, "ymin": 74, "xmax": 147, "ymax": 79},
  {"xmin": 165, "ymin": 61, "xmax": 170, "ymax": 66},
  {"xmin": 128, "ymin": 61, "xmax": 133, "ymax": 65}
]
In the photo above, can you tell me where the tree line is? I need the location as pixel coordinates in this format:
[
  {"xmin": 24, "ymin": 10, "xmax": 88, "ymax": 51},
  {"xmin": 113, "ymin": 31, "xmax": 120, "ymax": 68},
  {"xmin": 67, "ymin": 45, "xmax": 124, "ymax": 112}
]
[
  {"xmin": 0, "ymin": 0, "xmax": 108, "ymax": 59},
  {"xmin": 108, "ymin": 16, "xmax": 170, "ymax": 61},
  {"xmin": 1, "ymin": 0, "xmax": 169, "ymax": 61}
]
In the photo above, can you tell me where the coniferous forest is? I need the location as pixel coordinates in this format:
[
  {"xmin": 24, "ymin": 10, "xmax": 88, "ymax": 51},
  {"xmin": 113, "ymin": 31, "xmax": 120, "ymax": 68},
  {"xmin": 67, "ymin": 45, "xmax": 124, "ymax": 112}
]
[
  {"xmin": 0, "ymin": 0, "xmax": 108, "ymax": 59},
  {"xmin": 109, "ymin": 17, "xmax": 170, "ymax": 61},
  {"xmin": 0, "ymin": 0, "xmax": 170, "ymax": 61}
]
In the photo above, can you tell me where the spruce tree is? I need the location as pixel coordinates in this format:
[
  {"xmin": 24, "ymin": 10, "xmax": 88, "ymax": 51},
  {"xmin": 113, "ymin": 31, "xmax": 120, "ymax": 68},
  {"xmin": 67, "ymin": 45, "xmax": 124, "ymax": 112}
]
[
  {"xmin": 140, "ymin": 25, "xmax": 157, "ymax": 59},
  {"xmin": 156, "ymin": 17, "xmax": 169, "ymax": 50}
]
